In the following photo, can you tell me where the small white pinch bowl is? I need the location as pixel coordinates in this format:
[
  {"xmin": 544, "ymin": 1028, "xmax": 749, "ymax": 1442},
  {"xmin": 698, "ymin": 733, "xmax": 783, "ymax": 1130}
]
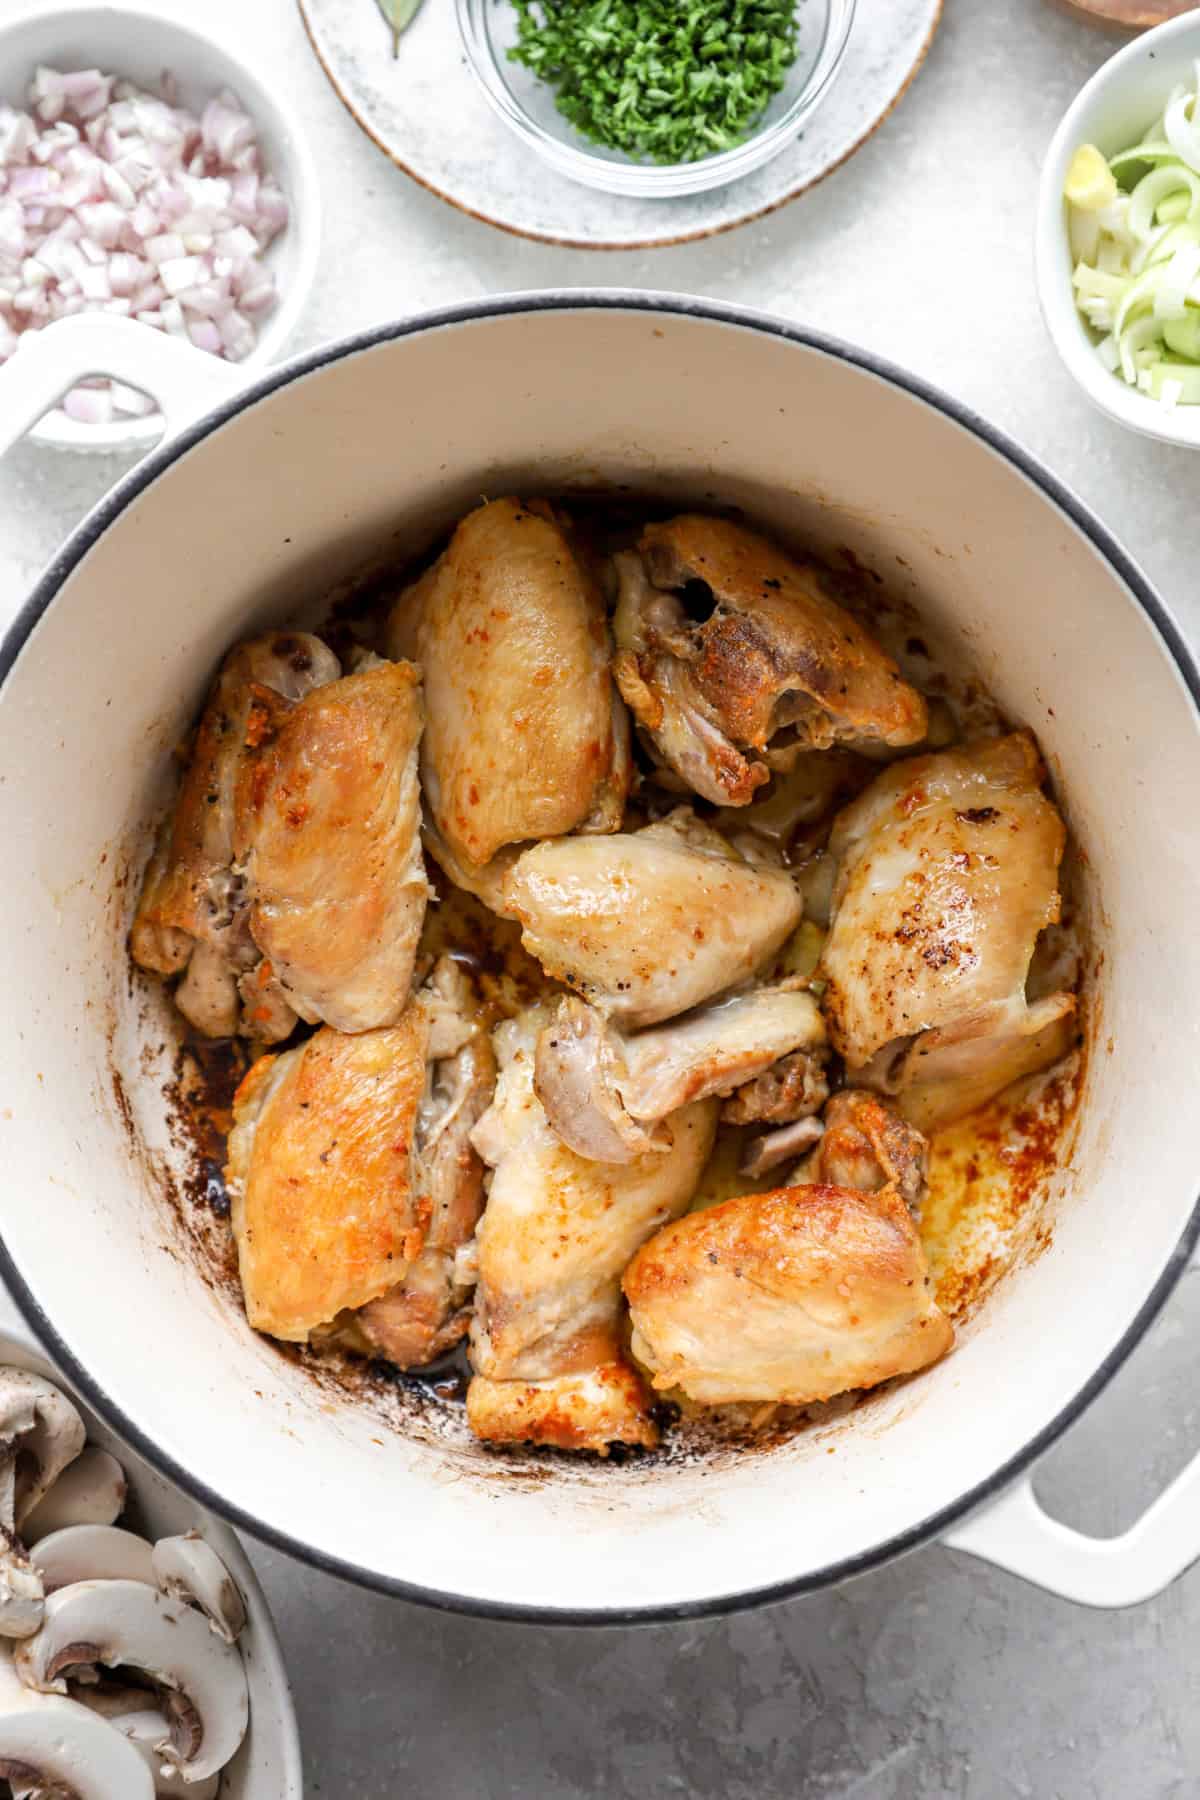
[
  {"xmin": 0, "ymin": 1285, "xmax": 303, "ymax": 1799},
  {"xmin": 0, "ymin": 1, "xmax": 321, "ymax": 452},
  {"xmin": 1037, "ymin": 8, "xmax": 1200, "ymax": 449}
]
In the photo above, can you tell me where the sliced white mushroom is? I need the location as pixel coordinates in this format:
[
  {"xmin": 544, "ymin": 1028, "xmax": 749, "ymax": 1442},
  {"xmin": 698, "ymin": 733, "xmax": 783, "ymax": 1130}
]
[
  {"xmin": 35, "ymin": 1525, "xmax": 155, "ymax": 1594},
  {"xmin": 152, "ymin": 1534, "xmax": 247, "ymax": 1644},
  {"xmin": 0, "ymin": 1371, "xmax": 87, "ymax": 1528},
  {"xmin": 22, "ymin": 1447, "xmax": 127, "ymax": 1546},
  {"xmin": 15, "ymin": 1579, "xmax": 249, "ymax": 1782},
  {"xmin": 0, "ymin": 1522, "xmax": 42, "ymax": 1643},
  {"xmin": 0, "ymin": 1369, "xmax": 83, "ymax": 1640},
  {"xmin": 0, "ymin": 1645, "xmax": 154, "ymax": 1799},
  {"xmin": 70, "ymin": 1679, "xmax": 160, "ymax": 1720},
  {"xmin": 73, "ymin": 1683, "xmax": 219, "ymax": 1791},
  {"xmin": 83, "ymin": 1705, "xmax": 221, "ymax": 1800}
]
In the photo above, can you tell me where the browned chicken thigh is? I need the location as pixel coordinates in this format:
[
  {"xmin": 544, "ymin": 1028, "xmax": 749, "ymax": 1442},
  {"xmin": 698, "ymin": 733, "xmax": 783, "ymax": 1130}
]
[
  {"xmin": 612, "ymin": 516, "xmax": 927, "ymax": 805},
  {"xmin": 226, "ymin": 960, "xmax": 493, "ymax": 1361},
  {"xmin": 227, "ymin": 1009, "xmax": 430, "ymax": 1344},
  {"xmin": 818, "ymin": 732, "xmax": 1077, "ymax": 1129},
  {"xmin": 387, "ymin": 497, "xmax": 629, "ymax": 877},
  {"xmin": 624, "ymin": 1182, "xmax": 952, "ymax": 1407},
  {"xmin": 465, "ymin": 1006, "xmax": 716, "ymax": 1451},
  {"xmin": 234, "ymin": 659, "xmax": 429, "ymax": 1034},
  {"xmin": 503, "ymin": 809, "xmax": 803, "ymax": 1027},
  {"xmin": 130, "ymin": 631, "xmax": 340, "ymax": 1039}
]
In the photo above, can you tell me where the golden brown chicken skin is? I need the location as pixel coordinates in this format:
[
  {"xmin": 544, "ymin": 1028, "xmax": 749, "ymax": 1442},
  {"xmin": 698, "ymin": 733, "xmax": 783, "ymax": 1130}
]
[
  {"xmin": 130, "ymin": 631, "xmax": 340, "ymax": 1039},
  {"xmin": 234, "ymin": 659, "xmax": 429, "ymax": 1035},
  {"xmin": 613, "ymin": 516, "xmax": 927, "ymax": 805},
  {"xmin": 229, "ymin": 962, "xmax": 495, "ymax": 1364},
  {"xmin": 818, "ymin": 731, "xmax": 1077, "ymax": 1126},
  {"xmin": 624, "ymin": 1184, "xmax": 953, "ymax": 1407},
  {"xmin": 467, "ymin": 1362, "xmax": 659, "ymax": 1454},
  {"xmin": 387, "ymin": 498, "xmax": 629, "ymax": 874},
  {"xmin": 227, "ymin": 1013, "xmax": 429, "ymax": 1344}
]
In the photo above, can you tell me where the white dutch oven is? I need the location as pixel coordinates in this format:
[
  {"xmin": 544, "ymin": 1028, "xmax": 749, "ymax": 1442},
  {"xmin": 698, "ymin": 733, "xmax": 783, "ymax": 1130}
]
[{"xmin": 0, "ymin": 296, "xmax": 1198, "ymax": 1622}]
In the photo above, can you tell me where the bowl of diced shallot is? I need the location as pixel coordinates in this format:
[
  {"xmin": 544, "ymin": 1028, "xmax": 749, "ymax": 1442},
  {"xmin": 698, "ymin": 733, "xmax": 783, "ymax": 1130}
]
[{"xmin": 0, "ymin": 3, "xmax": 320, "ymax": 450}]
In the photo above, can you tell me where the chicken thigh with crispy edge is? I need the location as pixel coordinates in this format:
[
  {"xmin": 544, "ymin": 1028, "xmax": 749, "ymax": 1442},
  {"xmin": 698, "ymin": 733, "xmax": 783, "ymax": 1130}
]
[
  {"xmin": 818, "ymin": 731, "xmax": 1077, "ymax": 1129},
  {"xmin": 386, "ymin": 497, "xmax": 630, "ymax": 877},
  {"xmin": 502, "ymin": 808, "xmax": 803, "ymax": 1029},
  {"xmin": 533, "ymin": 982, "xmax": 827, "ymax": 1164},
  {"xmin": 465, "ymin": 1005, "xmax": 717, "ymax": 1452},
  {"xmin": 624, "ymin": 1183, "xmax": 953, "ymax": 1407},
  {"xmin": 611, "ymin": 516, "xmax": 927, "ymax": 807},
  {"xmin": 233, "ymin": 658, "xmax": 430, "ymax": 1035},
  {"xmin": 130, "ymin": 631, "xmax": 340, "ymax": 1040},
  {"xmin": 226, "ymin": 959, "xmax": 494, "ymax": 1358}
]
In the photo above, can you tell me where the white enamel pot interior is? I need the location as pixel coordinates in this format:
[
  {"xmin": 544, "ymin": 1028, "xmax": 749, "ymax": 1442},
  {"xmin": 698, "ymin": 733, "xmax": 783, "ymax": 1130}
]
[
  {"xmin": 0, "ymin": 1288, "xmax": 301, "ymax": 1795},
  {"xmin": 0, "ymin": 294, "xmax": 1198, "ymax": 1621}
]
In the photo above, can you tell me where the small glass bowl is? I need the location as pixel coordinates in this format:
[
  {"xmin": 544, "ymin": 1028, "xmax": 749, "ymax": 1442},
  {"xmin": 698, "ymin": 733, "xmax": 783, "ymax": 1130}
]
[{"xmin": 456, "ymin": 0, "xmax": 857, "ymax": 199}]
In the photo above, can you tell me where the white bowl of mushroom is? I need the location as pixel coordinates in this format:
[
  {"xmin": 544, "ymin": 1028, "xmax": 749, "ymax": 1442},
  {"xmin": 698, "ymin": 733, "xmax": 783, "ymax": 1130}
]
[
  {"xmin": 0, "ymin": 1294, "xmax": 301, "ymax": 1797},
  {"xmin": 0, "ymin": 294, "xmax": 1197, "ymax": 1619}
]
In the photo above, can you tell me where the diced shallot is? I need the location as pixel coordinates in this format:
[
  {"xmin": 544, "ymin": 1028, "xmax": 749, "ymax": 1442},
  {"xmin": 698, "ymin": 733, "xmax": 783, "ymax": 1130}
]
[{"xmin": 0, "ymin": 63, "xmax": 287, "ymax": 423}]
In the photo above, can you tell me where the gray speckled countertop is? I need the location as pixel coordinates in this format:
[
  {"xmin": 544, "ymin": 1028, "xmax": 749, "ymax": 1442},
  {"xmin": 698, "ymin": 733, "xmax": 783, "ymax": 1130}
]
[{"xmin": 4, "ymin": 1, "xmax": 1200, "ymax": 1794}]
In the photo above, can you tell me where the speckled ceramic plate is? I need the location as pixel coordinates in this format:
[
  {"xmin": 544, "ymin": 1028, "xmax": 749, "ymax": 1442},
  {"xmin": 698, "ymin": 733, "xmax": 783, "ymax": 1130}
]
[{"xmin": 297, "ymin": 0, "xmax": 943, "ymax": 249}]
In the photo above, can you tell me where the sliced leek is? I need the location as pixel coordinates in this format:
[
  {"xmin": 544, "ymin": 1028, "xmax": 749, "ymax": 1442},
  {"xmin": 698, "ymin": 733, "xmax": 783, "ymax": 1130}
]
[{"xmin": 1066, "ymin": 65, "xmax": 1200, "ymax": 406}]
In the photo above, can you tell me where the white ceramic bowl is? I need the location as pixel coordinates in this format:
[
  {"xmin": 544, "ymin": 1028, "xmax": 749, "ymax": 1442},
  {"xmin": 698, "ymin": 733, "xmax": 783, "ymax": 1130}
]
[
  {"xmin": 1037, "ymin": 10, "xmax": 1200, "ymax": 449},
  {"xmin": 0, "ymin": 1, "xmax": 321, "ymax": 453},
  {"xmin": 455, "ymin": 0, "xmax": 857, "ymax": 199},
  {"xmin": 0, "ymin": 1286, "xmax": 303, "ymax": 1798}
]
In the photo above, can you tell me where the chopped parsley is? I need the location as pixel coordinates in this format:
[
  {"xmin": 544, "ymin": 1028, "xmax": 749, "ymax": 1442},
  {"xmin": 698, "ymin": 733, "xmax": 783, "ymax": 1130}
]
[{"xmin": 507, "ymin": 0, "xmax": 801, "ymax": 166}]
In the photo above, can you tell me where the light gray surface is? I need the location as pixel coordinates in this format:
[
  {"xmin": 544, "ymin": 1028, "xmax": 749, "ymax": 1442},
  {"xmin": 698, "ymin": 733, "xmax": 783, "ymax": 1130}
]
[{"xmin": 2, "ymin": 1, "xmax": 1199, "ymax": 1794}]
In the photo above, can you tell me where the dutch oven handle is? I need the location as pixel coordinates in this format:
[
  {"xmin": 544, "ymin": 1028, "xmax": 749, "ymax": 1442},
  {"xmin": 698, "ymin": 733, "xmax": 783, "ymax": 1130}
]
[
  {"xmin": 944, "ymin": 1251, "xmax": 1200, "ymax": 1607},
  {"xmin": 0, "ymin": 313, "xmax": 245, "ymax": 457}
]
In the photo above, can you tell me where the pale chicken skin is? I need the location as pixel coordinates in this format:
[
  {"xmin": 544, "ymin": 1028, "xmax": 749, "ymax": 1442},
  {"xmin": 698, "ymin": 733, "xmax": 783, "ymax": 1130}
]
[
  {"xmin": 387, "ymin": 497, "xmax": 629, "ymax": 874},
  {"xmin": 234, "ymin": 659, "xmax": 430, "ymax": 1034},
  {"xmin": 533, "ymin": 984, "xmax": 827, "ymax": 1164},
  {"xmin": 612, "ymin": 516, "xmax": 927, "ymax": 806},
  {"xmin": 466, "ymin": 1007, "xmax": 717, "ymax": 1451},
  {"xmin": 624, "ymin": 1184, "xmax": 953, "ymax": 1406},
  {"xmin": 503, "ymin": 809, "xmax": 803, "ymax": 1028},
  {"xmin": 130, "ymin": 631, "xmax": 340, "ymax": 1039},
  {"xmin": 818, "ymin": 732, "xmax": 1077, "ymax": 1127}
]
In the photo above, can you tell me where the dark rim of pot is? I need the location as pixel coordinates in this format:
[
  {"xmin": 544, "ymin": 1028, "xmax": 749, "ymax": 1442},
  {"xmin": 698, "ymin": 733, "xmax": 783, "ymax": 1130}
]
[{"xmin": 2, "ymin": 291, "xmax": 1198, "ymax": 1626}]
